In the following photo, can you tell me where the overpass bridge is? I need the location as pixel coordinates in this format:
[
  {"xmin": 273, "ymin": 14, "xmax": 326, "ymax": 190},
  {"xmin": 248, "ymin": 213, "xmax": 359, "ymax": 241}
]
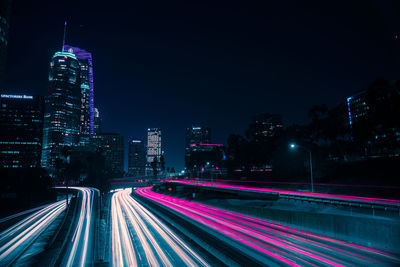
[{"xmin": 109, "ymin": 177, "xmax": 166, "ymax": 189}]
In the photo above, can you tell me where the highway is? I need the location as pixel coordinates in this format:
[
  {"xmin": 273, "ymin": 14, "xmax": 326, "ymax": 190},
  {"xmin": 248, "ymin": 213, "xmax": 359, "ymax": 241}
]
[
  {"xmin": 0, "ymin": 200, "xmax": 66, "ymax": 266},
  {"xmin": 59, "ymin": 187, "xmax": 99, "ymax": 267},
  {"xmin": 136, "ymin": 186, "xmax": 400, "ymax": 266},
  {"xmin": 171, "ymin": 180, "xmax": 400, "ymax": 207},
  {"xmin": 111, "ymin": 188, "xmax": 209, "ymax": 266}
]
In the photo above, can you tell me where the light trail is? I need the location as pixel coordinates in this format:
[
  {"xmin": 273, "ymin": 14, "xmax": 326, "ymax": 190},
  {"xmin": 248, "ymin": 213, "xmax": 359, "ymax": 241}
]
[
  {"xmin": 111, "ymin": 188, "xmax": 209, "ymax": 267},
  {"xmin": 136, "ymin": 187, "xmax": 400, "ymax": 266},
  {"xmin": 61, "ymin": 187, "xmax": 98, "ymax": 267},
  {"xmin": 0, "ymin": 203, "xmax": 50, "ymax": 224},
  {"xmin": 0, "ymin": 200, "xmax": 66, "ymax": 265},
  {"xmin": 171, "ymin": 180, "xmax": 400, "ymax": 206}
]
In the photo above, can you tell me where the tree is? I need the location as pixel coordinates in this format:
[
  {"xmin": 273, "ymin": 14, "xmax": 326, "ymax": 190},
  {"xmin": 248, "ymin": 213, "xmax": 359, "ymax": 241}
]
[
  {"xmin": 160, "ymin": 155, "xmax": 165, "ymax": 174},
  {"xmin": 160, "ymin": 155, "xmax": 166, "ymax": 182},
  {"xmin": 151, "ymin": 157, "xmax": 158, "ymax": 179}
]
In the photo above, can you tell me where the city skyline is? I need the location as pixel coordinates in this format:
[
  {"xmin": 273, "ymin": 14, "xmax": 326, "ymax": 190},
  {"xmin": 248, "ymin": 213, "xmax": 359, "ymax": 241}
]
[
  {"xmin": 2, "ymin": 0, "xmax": 400, "ymax": 170},
  {"xmin": 1, "ymin": 1, "xmax": 400, "ymax": 266}
]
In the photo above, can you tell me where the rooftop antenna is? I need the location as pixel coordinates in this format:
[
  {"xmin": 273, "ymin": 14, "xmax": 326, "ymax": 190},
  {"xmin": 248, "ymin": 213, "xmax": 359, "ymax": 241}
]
[{"xmin": 62, "ymin": 21, "xmax": 67, "ymax": 52}]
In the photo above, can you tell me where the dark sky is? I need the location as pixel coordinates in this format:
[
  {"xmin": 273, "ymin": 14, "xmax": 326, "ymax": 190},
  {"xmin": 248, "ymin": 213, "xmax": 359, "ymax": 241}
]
[{"xmin": 4, "ymin": 0, "xmax": 400, "ymax": 170}]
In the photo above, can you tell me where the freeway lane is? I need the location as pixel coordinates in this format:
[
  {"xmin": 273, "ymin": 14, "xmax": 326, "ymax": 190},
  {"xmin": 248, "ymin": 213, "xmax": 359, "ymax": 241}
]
[
  {"xmin": 0, "ymin": 200, "xmax": 66, "ymax": 266},
  {"xmin": 136, "ymin": 187, "xmax": 400, "ymax": 266},
  {"xmin": 111, "ymin": 188, "xmax": 209, "ymax": 267},
  {"xmin": 171, "ymin": 180, "xmax": 400, "ymax": 207},
  {"xmin": 59, "ymin": 187, "xmax": 99, "ymax": 267}
]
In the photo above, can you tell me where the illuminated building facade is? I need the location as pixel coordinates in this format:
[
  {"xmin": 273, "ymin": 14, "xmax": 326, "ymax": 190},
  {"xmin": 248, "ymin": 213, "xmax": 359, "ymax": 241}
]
[
  {"xmin": 64, "ymin": 45, "xmax": 95, "ymax": 136},
  {"xmin": 0, "ymin": 0, "xmax": 13, "ymax": 90},
  {"xmin": 346, "ymin": 91, "xmax": 368, "ymax": 127},
  {"xmin": 146, "ymin": 128, "xmax": 162, "ymax": 174},
  {"xmin": 128, "ymin": 139, "xmax": 146, "ymax": 177},
  {"xmin": 41, "ymin": 51, "xmax": 81, "ymax": 170},
  {"xmin": 0, "ymin": 94, "xmax": 43, "ymax": 168},
  {"xmin": 90, "ymin": 133, "xmax": 124, "ymax": 176}
]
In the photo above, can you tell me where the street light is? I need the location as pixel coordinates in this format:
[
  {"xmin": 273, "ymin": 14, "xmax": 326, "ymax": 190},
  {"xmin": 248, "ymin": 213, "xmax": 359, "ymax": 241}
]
[{"xmin": 289, "ymin": 143, "xmax": 314, "ymax": 192}]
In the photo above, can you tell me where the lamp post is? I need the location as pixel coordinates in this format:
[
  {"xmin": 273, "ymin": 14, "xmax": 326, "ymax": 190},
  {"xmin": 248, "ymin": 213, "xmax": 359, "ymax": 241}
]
[{"xmin": 290, "ymin": 143, "xmax": 314, "ymax": 192}]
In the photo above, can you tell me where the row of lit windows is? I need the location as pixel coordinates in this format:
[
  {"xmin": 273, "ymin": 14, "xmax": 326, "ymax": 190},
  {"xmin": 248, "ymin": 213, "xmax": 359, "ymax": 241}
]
[
  {"xmin": 2, "ymin": 165, "xmax": 23, "ymax": 168},
  {"xmin": 0, "ymin": 141, "xmax": 39, "ymax": 145}
]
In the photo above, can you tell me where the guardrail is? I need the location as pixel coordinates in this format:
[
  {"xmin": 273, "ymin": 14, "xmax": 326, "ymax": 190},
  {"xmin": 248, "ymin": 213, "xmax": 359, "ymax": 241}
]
[{"xmin": 168, "ymin": 181, "xmax": 400, "ymax": 215}]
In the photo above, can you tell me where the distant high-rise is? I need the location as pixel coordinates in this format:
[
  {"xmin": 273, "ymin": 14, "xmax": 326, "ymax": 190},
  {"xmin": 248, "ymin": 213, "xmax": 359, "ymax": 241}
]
[
  {"xmin": 90, "ymin": 133, "xmax": 124, "ymax": 176},
  {"xmin": 128, "ymin": 139, "xmax": 146, "ymax": 177},
  {"xmin": 146, "ymin": 128, "xmax": 162, "ymax": 166},
  {"xmin": 185, "ymin": 126, "xmax": 211, "ymax": 168},
  {"xmin": 0, "ymin": 94, "xmax": 43, "ymax": 168},
  {"xmin": 0, "ymin": 0, "xmax": 13, "ymax": 91},
  {"xmin": 185, "ymin": 126, "xmax": 211, "ymax": 147},
  {"xmin": 94, "ymin": 107, "xmax": 101, "ymax": 134},
  {"xmin": 64, "ymin": 45, "xmax": 95, "ymax": 136},
  {"xmin": 346, "ymin": 91, "xmax": 368, "ymax": 127},
  {"xmin": 41, "ymin": 51, "xmax": 81, "ymax": 170}
]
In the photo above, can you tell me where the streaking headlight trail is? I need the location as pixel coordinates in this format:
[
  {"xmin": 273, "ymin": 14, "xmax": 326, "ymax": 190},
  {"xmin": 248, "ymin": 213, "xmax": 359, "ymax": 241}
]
[
  {"xmin": 136, "ymin": 186, "xmax": 400, "ymax": 266},
  {"xmin": 60, "ymin": 187, "xmax": 98, "ymax": 267},
  {"xmin": 111, "ymin": 188, "xmax": 209, "ymax": 267},
  {"xmin": 0, "ymin": 200, "xmax": 66, "ymax": 266}
]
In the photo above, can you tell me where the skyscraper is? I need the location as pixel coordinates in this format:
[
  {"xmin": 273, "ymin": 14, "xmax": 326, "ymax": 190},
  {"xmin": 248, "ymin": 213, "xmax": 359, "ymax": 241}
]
[
  {"xmin": 346, "ymin": 91, "xmax": 368, "ymax": 127},
  {"xmin": 128, "ymin": 139, "xmax": 146, "ymax": 177},
  {"xmin": 146, "ymin": 128, "xmax": 162, "ymax": 173},
  {"xmin": 63, "ymin": 45, "xmax": 95, "ymax": 136},
  {"xmin": 185, "ymin": 126, "xmax": 211, "ymax": 169},
  {"xmin": 0, "ymin": 94, "xmax": 43, "ymax": 168},
  {"xmin": 41, "ymin": 51, "xmax": 81, "ymax": 170},
  {"xmin": 0, "ymin": 0, "xmax": 13, "ymax": 91},
  {"xmin": 90, "ymin": 133, "xmax": 124, "ymax": 176},
  {"xmin": 185, "ymin": 126, "xmax": 211, "ymax": 147}
]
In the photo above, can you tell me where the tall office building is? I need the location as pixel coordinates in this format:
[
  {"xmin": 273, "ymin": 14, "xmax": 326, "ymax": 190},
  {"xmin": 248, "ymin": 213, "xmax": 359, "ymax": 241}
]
[
  {"xmin": 94, "ymin": 107, "xmax": 101, "ymax": 134},
  {"xmin": 185, "ymin": 126, "xmax": 211, "ymax": 168},
  {"xmin": 64, "ymin": 45, "xmax": 95, "ymax": 136},
  {"xmin": 346, "ymin": 78, "xmax": 400, "ymax": 127},
  {"xmin": 146, "ymin": 128, "xmax": 162, "ymax": 167},
  {"xmin": 0, "ymin": 0, "xmax": 13, "ymax": 91},
  {"xmin": 41, "ymin": 51, "xmax": 81, "ymax": 170},
  {"xmin": 128, "ymin": 139, "xmax": 146, "ymax": 177},
  {"xmin": 185, "ymin": 126, "xmax": 211, "ymax": 147},
  {"xmin": 346, "ymin": 91, "xmax": 368, "ymax": 127},
  {"xmin": 90, "ymin": 133, "xmax": 124, "ymax": 176},
  {"xmin": 0, "ymin": 94, "xmax": 43, "ymax": 168}
]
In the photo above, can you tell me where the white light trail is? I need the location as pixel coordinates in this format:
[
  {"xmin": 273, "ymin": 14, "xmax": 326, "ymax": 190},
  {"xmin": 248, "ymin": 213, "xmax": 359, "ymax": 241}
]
[
  {"xmin": 0, "ymin": 200, "xmax": 66, "ymax": 265},
  {"xmin": 62, "ymin": 187, "xmax": 98, "ymax": 267},
  {"xmin": 111, "ymin": 188, "xmax": 209, "ymax": 267}
]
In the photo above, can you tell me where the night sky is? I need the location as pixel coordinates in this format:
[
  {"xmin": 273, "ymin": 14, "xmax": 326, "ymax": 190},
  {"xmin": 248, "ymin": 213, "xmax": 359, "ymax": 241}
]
[{"xmin": 3, "ymin": 0, "xmax": 400, "ymax": 170}]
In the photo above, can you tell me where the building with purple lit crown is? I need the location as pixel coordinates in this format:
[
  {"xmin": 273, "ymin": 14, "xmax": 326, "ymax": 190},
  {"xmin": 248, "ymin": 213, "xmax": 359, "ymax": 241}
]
[{"xmin": 64, "ymin": 45, "xmax": 95, "ymax": 137}]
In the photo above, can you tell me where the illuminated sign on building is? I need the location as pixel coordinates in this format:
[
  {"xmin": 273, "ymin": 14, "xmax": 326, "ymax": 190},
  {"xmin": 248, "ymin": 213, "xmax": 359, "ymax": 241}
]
[{"xmin": 1, "ymin": 94, "xmax": 33, "ymax": 99}]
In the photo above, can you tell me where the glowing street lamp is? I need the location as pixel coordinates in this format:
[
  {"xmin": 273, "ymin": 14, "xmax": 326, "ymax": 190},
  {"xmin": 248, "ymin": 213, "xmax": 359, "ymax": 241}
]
[{"xmin": 289, "ymin": 143, "xmax": 314, "ymax": 192}]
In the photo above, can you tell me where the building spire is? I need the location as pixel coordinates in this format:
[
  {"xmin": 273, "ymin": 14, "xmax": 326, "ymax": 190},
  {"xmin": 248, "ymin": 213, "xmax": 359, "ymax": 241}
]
[{"xmin": 62, "ymin": 21, "xmax": 67, "ymax": 52}]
